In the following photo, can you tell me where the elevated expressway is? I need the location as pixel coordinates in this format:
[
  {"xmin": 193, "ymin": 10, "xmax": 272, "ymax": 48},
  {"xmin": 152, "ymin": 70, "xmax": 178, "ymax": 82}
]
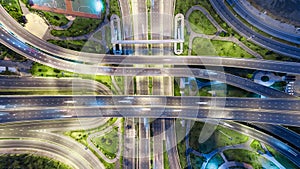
[
  {"xmin": 228, "ymin": 0, "xmax": 300, "ymax": 45},
  {"xmin": 0, "ymin": 28, "xmax": 295, "ymax": 98},
  {"xmin": 0, "ymin": 118, "xmax": 110, "ymax": 169},
  {"xmin": 0, "ymin": 76, "xmax": 112, "ymax": 95},
  {"xmin": 1, "ymin": 4, "xmax": 300, "ymax": 66},
  {"xmin": 1, "ymin": 26, "xmax": 300, "ymax": 76},
  {"xmin": 0, "ymin": 117, "xmax": 299, "ymax": 168},
  {"xmin": 1, "ymin": 3, "xmax": 300, "ymax": 169},
  {"xmin": 209, "ymin": 0, "xmax": 300, "ymax": 59},
  {"xmin": 0, "ymin": 95, "xmax": 300, "ymax": 126}
]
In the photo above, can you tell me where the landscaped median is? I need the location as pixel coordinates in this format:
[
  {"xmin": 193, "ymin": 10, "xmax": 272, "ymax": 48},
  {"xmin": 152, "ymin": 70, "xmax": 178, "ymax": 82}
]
[
  {"xmin": 30, "ymin": 62, "xmax": 117, "ymax": 94},
  {"xmin": 192, "ymin": 38, "xmax": 255, "ymax": 59},
  {"xmin": 64, "ymin": 118, "xmax": 122, "ymax": 169},
  {"xmin": 188, "ymin": 10, "xmax": 217, "ymax": 35}
]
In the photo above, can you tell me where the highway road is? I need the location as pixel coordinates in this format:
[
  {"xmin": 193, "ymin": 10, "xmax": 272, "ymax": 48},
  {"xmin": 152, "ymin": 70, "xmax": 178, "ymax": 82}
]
[
  {"xmin": 209, "ymin": 0, "xmax": 300, "ymax": 59},
  {"xmin": 0, "ymin": 95, "xmax": 300, "ymax": 125},
  {"xmin": 0, "ymin": 140, "xmax": 85, "ymax": 169},
  {"xmin": 0, "ymin": 27, "xmax": 297, "ymax": 98},
  {"xmin": 0, "ymin": 118, "xmax": 111, "ymax": 169},
  {"xmin": 229, "ymin": 0, "xmax": 300, "ymax": 45},
  {"xmin": 1, "ymin": 95, "xmax": 299, "ymax": 113},
  {"xmin": 123, "ymin": 118, "xmax": 137, "ymax": 169},
  {"xmin": 252, "ymin": 123, "xmax": 300, "ymax": 150},
  {"xmin": 0, "ymin": 32, "xmax": 292, "ymax": 98},
  {"xmin": 0, "ymin": 76, "xmax": 112, "ymax": 95},
  {"xmin": 223, "ymin": 121, "xmax": 300, "ymax": 167},
  {"xmin": 152, "ymin": 119, "xmax": 165, "ymax": 169},
  {"xmin": 2, "ymin": 7, "xmax": 300, "ymax": 76},
  {"xmin": 3, "ymin": 24, "xmax": 300, "ymax": 75},
  {"xmin": 0, "ymin": 129, "xmax": 105, "ymax": 169},
  {"xmin": 165, "ymin": 119, "xmax": 181, "ymax": 169}
]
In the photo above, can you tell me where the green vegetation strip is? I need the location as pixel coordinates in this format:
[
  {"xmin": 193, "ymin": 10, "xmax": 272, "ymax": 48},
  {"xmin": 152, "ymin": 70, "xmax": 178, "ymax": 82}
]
[
  {"xmin": 175, "ymin": 0, "xmax": 299, "ymax": 61},
  {"xmin": 189, "ymin": 122, "xmax": 248, "ymax": 153},
  {"xmin": 224, "ymin": 149, "xmax": 270, "ymax": 169},
  {"xmin": 47, "ymin": 40, "xmax": 106, "ymax": 53},
  {"xmin": 51, "ymin": 17, "xmax": 102, "ymax": 37},
  {"xmin": 188, "ymin": 10, "xmax": 217, "ymax": 35},
  {"xmin": 266, "ymin": 145, "xmax": 298, "ymax": 169},
  {"xmin": 163, "ymin": 141, "xmax": 170, "ymax": 169},
  {"xmin": 30, "ymin": 63, "xmax": 115, "ymax": 93},
  {"xmin": 198, "ymin": 83, "xmax": 254, "ymax": 97},
  {"xmin": 65, "ymin": 118, "xmax": 118, "ymax": 169},
  {"xmin": 0, "ymin": 44, "xmax": 26, "ymax": 61},
  {"xmin": 250, "ymin": 140, "xmax": 265, "ymax": 154},
  {"xmin": 108, "ymin": 0, "xmax": 121, "ymax": 19},
  {"xmin": 41, "ymin": 11, "xmax": 69, "ymax": 27},
  {"xmin": 0, "ymin": 154, "xmax": 71, "ymax": 169},
  {"xmin": 192, "ymin": 38, "xmax": 254, "ymax": 58},
  {"xmin": 190, "ymin": 153, "xmax": 205, "ymax": 169},
  {"xmin": 1, "ymin": 0, "xmax": 25, "ymax": 24},
  {"xmin": 91, "ymin": 126, "xmax": 119, "ymax": 159}
]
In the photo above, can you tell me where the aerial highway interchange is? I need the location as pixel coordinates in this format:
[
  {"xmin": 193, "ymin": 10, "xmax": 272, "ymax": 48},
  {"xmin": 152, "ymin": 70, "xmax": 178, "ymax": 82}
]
[{"xmin": 0, "ymin": 0, "xmax": 300, "ymax": 169}]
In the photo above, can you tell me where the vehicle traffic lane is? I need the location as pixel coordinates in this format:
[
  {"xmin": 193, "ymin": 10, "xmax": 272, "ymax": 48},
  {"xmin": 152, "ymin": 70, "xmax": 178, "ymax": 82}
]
[
  {"xmin": 226, "ymin": 121, "xmax": 300, "ymax": 167},
  {"xmin": 1, "ymin": 96, "xmax": 300, "ymax": 112},
  {"xmin": 230, "ymin": 0, "xmax": 300, "ymax": 45},
  {"xmin": 0, "ymin": 140, "xmax": 84, "ymax": 169},
  {"xmin": 210, "ymin": 0, "xmax": 300, "ymax": 59},
  {"xmin": 1, "ymin": 106, "xmax": 300, "ymax": 126},
  {"xmin": 253, "ymin": 124, "xmax": 300, "ymax": 150}
]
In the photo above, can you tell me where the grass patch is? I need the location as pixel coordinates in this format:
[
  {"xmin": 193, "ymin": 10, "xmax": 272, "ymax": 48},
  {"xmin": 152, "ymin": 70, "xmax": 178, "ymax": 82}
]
[
  {"xmin": 114, "ymin": 76, "xmax": 124, "ymax": 91},
  {"xmin": 105, "ymin": 26, "xmax": 112, "ymax": 50},
  {"xmin": 31, "ymin": 62, "xmax": 74, "ymax": 77},
  {"xmin": 163, "ymin": 141, "xmax": 171, "ymax": 169},
  {"xmin": 0, "ymin": 154, "xmax": 71, "ymax": 169},
  {"xmin": 177, "ymin": 140, "xmax": 187, "ymax": 168},
  {"xmin": 191, "ymin": 38, "xmax": 217, "ymax": 55},
  {"xmin": 30, "ymin": 62, "xmax": 115, "ymax": 93},
  {"xmin": 205, "ymin": 154, "xmax": 224, "ymax": 169},
  {"xmin": 198, "ymin": 83, "xmax": 255, "ymax": 97},
  {"xmin": 41, "ymin": 11, "xmax": 69, "ymax": 26},
  {"xmin": 190, "ymin": 153, "xmax": 205, "ymax": 169},
  {"xmin": 270, "ymin": 81, "xmax": 286, "ymax": 92},
  {"xmin": 65, "ymin": 118, "xmax": 118, "ymax": 145},
  {"xmin": 177, "ymin": 26, "xmax": 189, "ymax": 56},
  {"xmin": 0, "ymin": 44, "xmax": 27, "ymax": 61},
  {"xmin": 250, "ymin": 140, "xmax": 265, "ymax": 154},
  {"xmin": 91, "ymin": 127, "xmax": 119, "ymax": 159},
  {"xmin": 65, "ymin": 118, "xmax": 118, "ymax": 169},
  {"xmin": 192, "ymin": 38, "xmax": 255, "ymax": 58},
  {"xmin": 266, "ymin": 145, "xmax": 299, "ymax": 169},
  {"xmin": 174, "ymin": 81, "xmax": 181, "ymax": 96},
  {"xmin": 174, "ymin": 120, "xmax": 188, "ymax": 169},
  {"xmin": 224, "ymin": 149, "xmax": 263, "ymax": 168},
  {"xmin": 1, "ymin": 0, "xmax": 25, "ymax": 24},
  {"xmin": 211, "ymin": 40, "xmax": 254, "ymax": 58},
  {"xmin": 108, "ymin": 0, "xmax": 121, "ymax": 20},
  {"xmin": 188, "ymin": 10, "xmax": 217, "ymax": 35},
  {"xmin": 93, "ymin": 30, "xmax": 102, "ymax": 41},
  {"xmin": 51, "ymin": 17, "xmax": 102, "ymax": 37},
  {"xmin": 189, "ymin": 122, "xmax": 249, "ymax": 154},
  {"xmin": 175, "ymin": 0, "xmax": 299, "ymax": 62},
  {"xmin": 47, "ymin": 39, "xmax": 106, "ymax": 53}
]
